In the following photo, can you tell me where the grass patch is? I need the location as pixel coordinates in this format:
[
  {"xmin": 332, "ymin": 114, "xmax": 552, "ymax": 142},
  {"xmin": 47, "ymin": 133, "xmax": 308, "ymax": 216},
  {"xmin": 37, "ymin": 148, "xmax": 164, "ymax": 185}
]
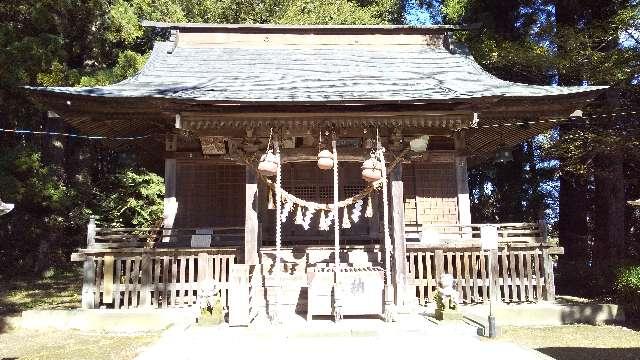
[
  {"xmin": 0, "ymin": 328, "xmax": 158, "ymax": 360},
  {"xmin": 500, "ymin": 324, "xmax": 640, "ymax": 360},
  {"xmin": 0, "ymin": 267, "xmax": 81, "ymax": 316}
]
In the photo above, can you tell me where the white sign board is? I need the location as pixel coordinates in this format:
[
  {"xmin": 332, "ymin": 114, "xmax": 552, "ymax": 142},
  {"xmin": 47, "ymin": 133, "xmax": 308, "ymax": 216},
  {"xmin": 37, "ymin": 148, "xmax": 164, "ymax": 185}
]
[{"xmin": 480, "ymin": 225, "xmax": 498, "ymax": 251}]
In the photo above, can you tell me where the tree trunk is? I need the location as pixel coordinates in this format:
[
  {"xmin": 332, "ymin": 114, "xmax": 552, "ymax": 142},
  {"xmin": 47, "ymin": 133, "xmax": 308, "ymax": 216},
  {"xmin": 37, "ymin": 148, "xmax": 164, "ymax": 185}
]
[
  {"xmin": 557, "ymin": 172, "xmax": 591, "ymax": 294},
  {"xmin": 593, "ymin": 152, "xmax": 625, "ymax": 291},
  {"xmin": 494, "ymin": 144, "xmax": 527, "ymax": 222}
]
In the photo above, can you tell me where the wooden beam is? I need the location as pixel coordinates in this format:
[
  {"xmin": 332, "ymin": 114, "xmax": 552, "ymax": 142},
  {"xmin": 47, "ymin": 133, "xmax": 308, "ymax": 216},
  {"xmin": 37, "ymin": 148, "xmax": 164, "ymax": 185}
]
[
  {"xmin": 244, "ymin": 166, "xmax": 260, "ymax": 265},
  {"xmin": 391, "ymin": 165, "xmax": 408, "ymax": 309}
]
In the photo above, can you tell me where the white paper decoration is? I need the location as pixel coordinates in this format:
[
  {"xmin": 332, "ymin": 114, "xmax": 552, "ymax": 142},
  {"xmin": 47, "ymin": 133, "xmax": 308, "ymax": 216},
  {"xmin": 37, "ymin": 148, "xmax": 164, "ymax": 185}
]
[
  {"xmin": 294, "ymin": 205, "xmax": 304, "ymax": 225},
  {"xmin": 352, "ymin": 199, "xmax": 363, "ymax": 223},
  {"xmin": 342, "ymin": 207, "xmax": 351, "ymax": 229},
  {"xmin": 319, "ymin": 210, "xmax": 328, "ymax": 231},
  {"xmin": 365, "ymin": 196, "xmax": 373, "ymax": 218},
  {"xmin": 302, "ymin": 207, "xmax": 315, "ymax": 230},
  {"xmin": 281, "ymin": 199, "xmax": 294, "ymax": 223}
]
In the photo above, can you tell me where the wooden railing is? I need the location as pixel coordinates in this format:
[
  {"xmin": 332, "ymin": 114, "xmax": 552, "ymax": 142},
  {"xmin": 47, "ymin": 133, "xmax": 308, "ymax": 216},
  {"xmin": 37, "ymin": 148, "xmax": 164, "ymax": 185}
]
[
  {"xmin": 406, "ymin": 243, "xmax": 562, "ymax": 305},
  {"xmin": 405, "ymin": 222, "xmax": 547, "ymax": 244},
  {"xmin": 72, "ymin": 248, "xmax": 239, "ymax": 309},
  {"xmin": 86, "ymin": 217, "xmax": 244, "ymax": 249},
  {"xmin": 75, "ymin": 218, "xmax": 561, "ymax": 311}
]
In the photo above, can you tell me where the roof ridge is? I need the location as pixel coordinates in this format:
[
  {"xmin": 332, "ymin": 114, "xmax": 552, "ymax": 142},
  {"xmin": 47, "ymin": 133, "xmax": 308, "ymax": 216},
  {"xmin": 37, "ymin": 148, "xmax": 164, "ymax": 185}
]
[{"xmin": 141, "ymin": 21, "xmax": 480, "ymax": 34}]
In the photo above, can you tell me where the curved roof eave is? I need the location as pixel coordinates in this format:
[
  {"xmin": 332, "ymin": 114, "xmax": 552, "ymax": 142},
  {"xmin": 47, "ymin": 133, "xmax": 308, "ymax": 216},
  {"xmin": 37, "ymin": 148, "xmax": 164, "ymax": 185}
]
[{"xmin": 25, "ymin": 35, "xmax": 608, "ymax": 111}]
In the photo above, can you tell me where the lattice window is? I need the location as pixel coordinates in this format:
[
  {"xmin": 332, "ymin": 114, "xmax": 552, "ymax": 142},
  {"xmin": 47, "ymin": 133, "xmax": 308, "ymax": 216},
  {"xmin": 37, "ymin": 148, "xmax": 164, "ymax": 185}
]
[
  {"xmin": 343, "ymin": 184, "xmax": 364, "ymax": 198},
  {"xmin": 318, "ymin": 185, "xmax": 334, "ymax": 202},
  {"xmin": 290, "ymin": 185, "xmax": 316, "ymax": 201},
  {"xmin": 175, "ymin": 162, "xmax": 245, "ymax": 228}
]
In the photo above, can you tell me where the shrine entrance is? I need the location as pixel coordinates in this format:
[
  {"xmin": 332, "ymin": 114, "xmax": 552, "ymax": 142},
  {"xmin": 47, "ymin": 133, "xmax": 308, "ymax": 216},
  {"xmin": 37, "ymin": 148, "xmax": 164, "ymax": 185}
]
[{"xmin": 262, "ymin": 162, "xmax": 380, "ymax": 246}]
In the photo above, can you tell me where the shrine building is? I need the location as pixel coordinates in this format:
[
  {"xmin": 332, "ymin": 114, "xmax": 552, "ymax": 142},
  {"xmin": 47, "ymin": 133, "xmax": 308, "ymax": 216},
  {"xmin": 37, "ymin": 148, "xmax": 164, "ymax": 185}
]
[{"xmin": 27, "ymin": 22, "xmax": 606, "ymax": 324}]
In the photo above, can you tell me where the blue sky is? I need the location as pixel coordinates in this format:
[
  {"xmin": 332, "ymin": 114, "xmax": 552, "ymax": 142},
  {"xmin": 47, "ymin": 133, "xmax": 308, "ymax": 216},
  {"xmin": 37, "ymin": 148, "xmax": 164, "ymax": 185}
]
[{"xmin": 404, "ymin": 0, "xmax": 436, "ymax": 25}]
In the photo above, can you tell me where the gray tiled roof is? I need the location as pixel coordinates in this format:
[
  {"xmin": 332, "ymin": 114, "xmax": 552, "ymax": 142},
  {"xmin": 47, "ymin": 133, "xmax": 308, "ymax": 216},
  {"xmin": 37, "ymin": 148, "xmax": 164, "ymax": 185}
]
[{"xmin": 30, "ymin": 41, "xmax": 604, "ymax": 102}]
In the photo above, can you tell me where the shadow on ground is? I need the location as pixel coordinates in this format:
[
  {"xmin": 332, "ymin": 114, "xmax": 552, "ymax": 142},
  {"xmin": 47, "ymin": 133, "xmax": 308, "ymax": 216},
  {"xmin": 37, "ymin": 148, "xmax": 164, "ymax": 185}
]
[
  {"xmin": 0, "ymin": 268, "xmax": 81, "ymax": 334},
  {"xmin": 538, "ymin": 347, "xmax": 640, "ymax": 360}
]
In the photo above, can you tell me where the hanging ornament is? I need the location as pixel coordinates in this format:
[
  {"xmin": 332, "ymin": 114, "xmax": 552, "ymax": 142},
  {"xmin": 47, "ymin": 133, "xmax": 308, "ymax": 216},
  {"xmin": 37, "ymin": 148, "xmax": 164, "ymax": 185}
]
[
  {"xmin": 352, "ymin": 199, "xmax": 363, "ymax": 223},
  {"xmin": 258, "ymin": 149, "xmax": 279, "ymax": 177},
  {"xmin": 268, "ymin": 188, "xmax": 275, "ymax": 209},
  {"xmin": 342, "ymin": 207, "xmax": 351, "ymax": 229},
  {"xmin": 361, "ymin": 152, "xmax": 383, "ymax": 182},
  {"xmin": 281, "ymin": 199, "xmax": 294, "ymax": 223},
  {"xmin": 327, "ymin": 210, "xmax": 340, "ymax": 226},
  {"xmin": 302, "ymin": 207, "xmax": 316, "ymax": 230},
  {"xmin": 317, "ymin": 149, "xmax": 334, "ymax": 170},
  {"xmin": 365, "ymin": 195, "xmax": 373, "ymax": 218},
  {"xmin": 319, "ymin": 210, "xmax": 328, "ymax": 231},
  {"xmin": 295, "ymin": 205, "xmax": 304, "ymax": 226}
]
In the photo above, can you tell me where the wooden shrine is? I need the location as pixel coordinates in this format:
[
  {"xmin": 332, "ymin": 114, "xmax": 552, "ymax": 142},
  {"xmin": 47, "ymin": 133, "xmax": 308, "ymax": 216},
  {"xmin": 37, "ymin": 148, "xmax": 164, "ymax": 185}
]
[{"xmin": 27, "ymin": 22, "xmax": 607, "ymax": 323}]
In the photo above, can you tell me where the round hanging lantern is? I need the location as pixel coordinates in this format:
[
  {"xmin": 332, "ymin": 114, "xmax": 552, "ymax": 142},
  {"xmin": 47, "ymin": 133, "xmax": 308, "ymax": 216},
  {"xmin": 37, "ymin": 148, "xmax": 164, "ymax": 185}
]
[
  {"xmin": 409, "ymin": 135, "xmax": 429, "ymax": 153},
  {"xmin": 258, "ymin": 150, "xmax": 279, "ymax": 177},
  {"xmin": 317, "ymin": 149, "xmax": 334, "ymax": 170},
  {"xmin": 361, "ymin": 155, "xmax": 382, "ymax": 182}
]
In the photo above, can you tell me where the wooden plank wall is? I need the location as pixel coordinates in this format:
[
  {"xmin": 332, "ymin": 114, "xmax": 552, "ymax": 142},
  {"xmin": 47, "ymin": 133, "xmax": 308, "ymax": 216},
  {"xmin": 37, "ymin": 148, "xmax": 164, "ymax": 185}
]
[
  {"xmin": 86, "ymin": 251, "xmax": 238, "ymax": 309},
  {"xmin": 407, "ymin": 246, "xmax": 555, "ymax": 305}
]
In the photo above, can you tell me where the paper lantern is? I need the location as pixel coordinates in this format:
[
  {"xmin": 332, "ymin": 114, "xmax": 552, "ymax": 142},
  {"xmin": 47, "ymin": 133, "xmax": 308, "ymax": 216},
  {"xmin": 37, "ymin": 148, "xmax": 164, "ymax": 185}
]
[
  {"xmin": 361, "ymin": 156, "xmax": 382, "ymax": 182},
  {"xmin": 258, "ymin": 150, "xmax": 279, "ymax": 176},
  {"xmin": 317, "ymin": 149, "xmax": 334, "ymax": 170}
]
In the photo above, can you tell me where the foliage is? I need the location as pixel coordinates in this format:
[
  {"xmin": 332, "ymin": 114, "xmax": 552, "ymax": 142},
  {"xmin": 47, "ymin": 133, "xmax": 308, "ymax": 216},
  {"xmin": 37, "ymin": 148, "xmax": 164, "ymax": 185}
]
[
  {"xmin": 79, "ymin": 50, "xmax": 148, "ymax": 86},
  {"xmin": 615, "ymin": 265, "xmax": 640, "ymax": 321},
  {"xmin": 0, "ymin": 146, "xmax": 85, "ymax": 274},
  {"xmin": 278, "ymin": 0, "xmax": 400, "ymax": 24},
  {"xmin": 97, "ymin": 168, "xmax": 165, "ymax": 228}
]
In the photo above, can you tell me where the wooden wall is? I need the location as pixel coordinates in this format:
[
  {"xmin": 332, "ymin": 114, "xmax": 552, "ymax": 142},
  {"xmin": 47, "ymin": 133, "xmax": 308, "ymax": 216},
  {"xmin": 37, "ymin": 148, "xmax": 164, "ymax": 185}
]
[
  {"xmin": 403, "ymin": 154, "xmax": 459, "ymax": 226},
  {"xmin": 174, "ymin": 161, "xmax": 245, "ymax": 228}
]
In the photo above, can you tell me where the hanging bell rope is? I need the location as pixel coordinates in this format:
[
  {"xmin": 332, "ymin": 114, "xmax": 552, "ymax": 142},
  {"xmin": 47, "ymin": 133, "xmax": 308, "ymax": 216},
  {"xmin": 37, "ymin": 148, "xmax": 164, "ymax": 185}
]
[{"xmin": 273, "ymin": 139, "xmax": 282, "ymax": 323}]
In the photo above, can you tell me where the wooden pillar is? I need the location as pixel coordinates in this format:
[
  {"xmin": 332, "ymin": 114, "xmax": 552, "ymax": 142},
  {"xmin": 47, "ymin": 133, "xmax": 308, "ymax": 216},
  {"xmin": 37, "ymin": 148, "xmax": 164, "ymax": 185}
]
[
  {"xmin": 435, "ymin": 250, "xmax": 444, "ymax": 284},
  {"xmin": 456, "ymin": 156, "xmax": 471, "ymax": 224},
  {"xmin": 81, "ymin": 256, "xmax": 96, "ymax": 309},
  {"xmin": 455, "ymin": 134, "xmax": 472, "ymax": 242},
  {"xmin": 163, "ymin": 158, "xmax": 177, "ymax": 242},
  {"xmin": 140, "ymin": 253, "xmax": 153, "ymax": 307},
  {"xmin": 86, "ymin": 216, "xmax": 96, "ymax": 248},
  {"xmin": 391, "ymin": 165, "xmax": 408, "ymax": 308},
  {"xmin": 229, "ymin": 264, "xmax": 250, "ymax": 326},
  {"xmin": 543, "ymin": 248, "xmax": 556, "ymax": 301},
  {"xmin": 244, "ymin": 167, "xmax": 259, "ymax": 265}
]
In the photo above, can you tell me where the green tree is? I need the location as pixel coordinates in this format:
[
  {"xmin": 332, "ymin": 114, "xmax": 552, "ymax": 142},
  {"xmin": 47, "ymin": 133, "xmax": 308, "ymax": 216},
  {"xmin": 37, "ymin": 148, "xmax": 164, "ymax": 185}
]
[
  {"xmin": 0, "ymin": 0, "xmax": 405, "ymax": 276},
  {"xmin": 421, "ymin": 0, "xmax": 640, "ymax": 295}
]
